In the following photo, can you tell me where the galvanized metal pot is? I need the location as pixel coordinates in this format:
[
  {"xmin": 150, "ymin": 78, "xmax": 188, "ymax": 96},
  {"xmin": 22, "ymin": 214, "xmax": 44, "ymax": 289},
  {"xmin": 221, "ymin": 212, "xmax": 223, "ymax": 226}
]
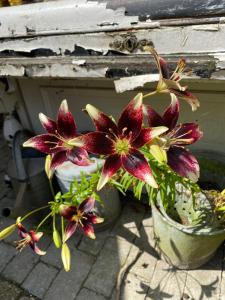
[{"xmin": 151, "ymin": 199, "xmax": 225, "ymax": 269}]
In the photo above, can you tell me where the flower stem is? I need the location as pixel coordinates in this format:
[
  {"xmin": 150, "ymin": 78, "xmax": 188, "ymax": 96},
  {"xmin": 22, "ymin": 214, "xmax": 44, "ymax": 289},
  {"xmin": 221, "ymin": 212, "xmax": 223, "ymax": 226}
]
[
  {"xmin": 143, "ymin": 90, "xmax": 158, "ymax": 99},
  {"xmin": 20, "ymin": 205, "xmax": 50, "ymax": 222},
  {"xmin": 49, "ymin": 179, "xmax": 55, "ymax": 198},
  {"xmin": 36, "ymin": 212, "xmax": 52, "ymax": 232},
  {"xmin": 61, "ymin": 216, "xmax": 65, "ymax": 242}
]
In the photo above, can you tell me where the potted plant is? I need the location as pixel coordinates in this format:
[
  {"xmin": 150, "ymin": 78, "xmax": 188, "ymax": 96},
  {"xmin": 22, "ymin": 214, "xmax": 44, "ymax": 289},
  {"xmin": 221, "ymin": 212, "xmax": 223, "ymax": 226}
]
[{"xmin": 0, "ymin": 47, "xmax": 224, "ymax": 272}]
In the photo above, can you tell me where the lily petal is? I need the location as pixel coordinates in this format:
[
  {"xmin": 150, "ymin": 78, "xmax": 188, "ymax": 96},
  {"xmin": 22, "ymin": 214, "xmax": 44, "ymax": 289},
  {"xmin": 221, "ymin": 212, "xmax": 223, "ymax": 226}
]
[
  {"xmin": 144, "ymin": 105, "xmax": 164, "ymax": 127},
  {"xmin": 57, "ymin": 99, "xmax": 77, "ymax": 139},
  {"xmin": 59, "ymin": 204, "xmax": 77, "ymax": 221},
  {"xmin": 170, "ymin": 89, "xmax": 200, "ymax": 111},
  {"xmin": 70, "ymin": 132, "xmax": 114, "ymax": 155},
  {"xmin": 50, "ymin": 151, "xmax": 68, "ymax": 170},
  {"xmin": 171, "ymin": 123, "xmax": 203, "ymax": 145},
  {"xmin": 167, "ymin": 146, "xmax": 200, "ymax": 182},
  {"xmin": 39, "ymin": 113, "xmax": 57, "ymax": 134},
  {"xmin": 64, "ymin": 221, "xmax": 78, "ymax": 242},
  {"xmin": 122, "ymin": 148, "xmax": 158, "ymax": 188},
  {"xmin": 132, "ymin": 126, "xmax": 168, "ymax": 148},
  {"xmin": 85, "ymin": 104, "xmax": 118, "ymax": 135},
  {"xmin": 82, "ymin": 223, "xmax": 95, "ymax": 239},
  {"xmin": 29, "ymin": 231, "xmax": 43, "ymax": 242},
  {"xmin": 87, "ymin": 214, "xmax": 104, "ymax": 224},
  {"xmin": 66, "ymin": 147, "xmax": 91, "ymax": 166},
  {"xmin": 97, "ymin": 154, "xmax": 122, "ymax": 191},
  {"xmin": 162, "ymin": 94, "xmax": 180, "ymax": 130},
  {"xmin": 118, "ymin": 93, "xmax": 143, "ymax": 141},
  {"xmin": 31, "ymin": 242, "xmax": 46, "ymax": 256},
  {"xmin": 23, "ymin": 134, "xmax": 59, "ymax": 154},
  {"xmin": 148, "ymin": 47, "xmax": 170, "ymax": 79},
  {"xmin": 79, "ymin": 196, "xmax": 95, "ymax": 214}
]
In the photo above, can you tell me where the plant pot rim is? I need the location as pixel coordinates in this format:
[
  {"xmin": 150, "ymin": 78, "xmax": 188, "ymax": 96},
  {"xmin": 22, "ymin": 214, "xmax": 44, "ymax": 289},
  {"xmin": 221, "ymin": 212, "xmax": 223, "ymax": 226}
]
[{"xmin": 152, "ymin": 199, "xmax": 225, "ymax": 237}]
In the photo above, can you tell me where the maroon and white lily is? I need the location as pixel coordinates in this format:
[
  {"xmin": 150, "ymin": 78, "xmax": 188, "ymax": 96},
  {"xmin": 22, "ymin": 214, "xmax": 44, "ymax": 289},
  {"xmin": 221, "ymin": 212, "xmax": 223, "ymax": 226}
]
[
  {"xmin": 148, "ymin": 47, "xmax": 200, "ymax": 111},
  {"xmin": 23, "ymin": 99, "xmax": 91, "ymax": 171},
  {"xmin": 15, "ymin": 222, "xmax": 46, "ymax": 255},
  {"xmin": 70, "ymin": 93, "xmax": 168, "ymax": 190},
  {"xmin": 59, "ymin": 196, "xmax": 103, "ymax": 242},
  {"xmin": 145, "ymin": 94, "xmax": 203, "ymax": 182}
]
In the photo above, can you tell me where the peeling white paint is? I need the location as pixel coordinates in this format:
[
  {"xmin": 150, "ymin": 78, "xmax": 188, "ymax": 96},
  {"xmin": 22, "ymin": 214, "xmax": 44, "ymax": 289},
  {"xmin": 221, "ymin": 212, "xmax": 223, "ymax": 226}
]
[
  {"xmin": 1, "ymin": 23, "xmax": 225, "ymax": 56},
  {"xmin": 193, "ymin": 24, "xmax": 220, "ymax": 31},
  {"xmin": 114, "ymin": 74, "xmax": 159, "ymax": 93},
  {"xmin": 72, "ymin": 59, "xmax": 86, "ymax": 66},
  {"xmin": 0, "ymin": 0, "xmax": 159, "ymax": 39},
  {"xmin": 0, "ymin": 65, "xmax": 25, "ymax": 77}
]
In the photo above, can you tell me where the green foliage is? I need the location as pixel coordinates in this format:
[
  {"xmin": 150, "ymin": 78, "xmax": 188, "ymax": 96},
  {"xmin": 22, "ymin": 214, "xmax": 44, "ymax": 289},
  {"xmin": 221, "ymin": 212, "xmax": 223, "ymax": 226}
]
[
  {"xmin": 117, "ymin": 147, "xmax": 200, "ymax": 215},
  {"xmin": 61, "ymin": 171, "xmax": 101, "ymax": 206}
]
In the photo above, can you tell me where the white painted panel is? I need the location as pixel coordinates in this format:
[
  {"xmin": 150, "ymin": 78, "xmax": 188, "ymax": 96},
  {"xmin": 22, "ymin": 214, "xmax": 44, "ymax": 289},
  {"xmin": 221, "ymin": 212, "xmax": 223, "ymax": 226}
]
[{"xmin": 18, "ymin": 78, "xmax": 225, "ymax": 153}]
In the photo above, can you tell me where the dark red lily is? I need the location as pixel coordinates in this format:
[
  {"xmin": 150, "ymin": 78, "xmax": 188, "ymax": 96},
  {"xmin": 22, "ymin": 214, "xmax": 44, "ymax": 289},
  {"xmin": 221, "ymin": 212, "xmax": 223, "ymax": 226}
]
[
  {"xmin": 149, "ymin": 47, "xmax": 200, "ymax": 111},
  {"xmin": 15, "ymin": 223, "xmax": 46, "ymax": 255},
  {"xmin": 23, "ymin": 99, "xmax": 91, "ymax": 171},
  {"xmin": 59, "ymin": 196, "xmax": 103, "ymax": 242},
  {"xmin": 70, "ymin": 93, "xmax": 167, "ymax": 190},
  {"xmin": 145, "ymin": 94, "xmax": 203, "ymax": 182}
]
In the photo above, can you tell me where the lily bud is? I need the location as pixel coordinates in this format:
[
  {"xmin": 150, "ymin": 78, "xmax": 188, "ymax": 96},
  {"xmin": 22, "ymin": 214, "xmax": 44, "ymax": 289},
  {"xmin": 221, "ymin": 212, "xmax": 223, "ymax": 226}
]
[
  {"xmin": 53, "ymin": 229, "xmax": 62, "ymax": 249},
  {"xmin": 45, "ymin": 155, "xmax": 53, "ymax": 180},
  {"xmin": 0, "ymin": 224, "xmax": 16, "ymax": 240},
  {"xmin": 61, "ymin": 243, "xmax": 71, "ymax": 272}
]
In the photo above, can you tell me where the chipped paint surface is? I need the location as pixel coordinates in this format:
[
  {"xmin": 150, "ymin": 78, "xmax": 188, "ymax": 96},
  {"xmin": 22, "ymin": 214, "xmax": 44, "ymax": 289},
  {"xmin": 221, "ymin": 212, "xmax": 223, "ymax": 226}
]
[
  {"xmin": 0, "ymin": 1, "xmax": 225, "ymax": 79},
  {"xmin": 0, "ymin": 0, "xmax": 159, "ymax": 38},
  {"xmin": 114, "ymin": 74, "xmax": 159, "ymax": 93}
]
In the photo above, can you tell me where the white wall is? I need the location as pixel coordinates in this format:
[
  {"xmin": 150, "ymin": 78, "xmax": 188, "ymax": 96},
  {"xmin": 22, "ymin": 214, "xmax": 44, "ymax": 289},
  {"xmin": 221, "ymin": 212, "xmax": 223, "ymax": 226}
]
[{"xmin": 17, "ymin": 78, "xmax": 225, "ymax": 154}]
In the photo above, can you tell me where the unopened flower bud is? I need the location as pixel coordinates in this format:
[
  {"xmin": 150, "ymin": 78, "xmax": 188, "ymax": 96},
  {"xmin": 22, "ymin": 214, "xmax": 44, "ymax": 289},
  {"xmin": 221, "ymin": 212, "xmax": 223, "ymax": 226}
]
[
  {"xmin": 0, "ymin": 224, "xmax": 16, "ymax": 240},
  {"xmin": 45, "ymin": 155, "xmax": 53, "ymax": 180},
  {"xmin": 53, "ymin": 229, "xmax": 62, "ymax": 249},
  {"xmin": 61, "ymin": 243, "xmax": 71, "ymax": 272}
]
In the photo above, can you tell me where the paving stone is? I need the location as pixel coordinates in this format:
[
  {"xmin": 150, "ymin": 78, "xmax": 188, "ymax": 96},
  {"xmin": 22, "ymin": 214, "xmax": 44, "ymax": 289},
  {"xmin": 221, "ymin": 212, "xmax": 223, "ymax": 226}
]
[
  {"xmin": 110, "ymin": 202, "xmax": 146, "ymax": 245},
  {"xmin": 0, "ymin": 242, "xmax": 17, "ymax": 272},
  {"xmin": 129, "ymin": 248, "xmax": 158, "ymax": 282},
  {"xmin": 44, "ymin": 250, "xmax": 95, "ymax": 300},
  {"xmin": 3, "ymin": 248, "xmax": 40, "ymax": 284},
  {"xmin": 76, "ymin": 288, "xmax": 107, "ymax": 300},
  {"xmin": 146, "ymin": 259, "xmax": 187, "ymax": 300},
  {"xmin": 134, "ymin": 225, "xmax": 158, "ymax": 256},
  {"xmin": 19, "ymin": 297, "xmax": 36, "ymax": 300},
  {"xmin": 183, "ymin": 248, "xmax": 223, "ymax": 300},
  {"xmin": 0, "ymin": 278, "xmax": 23, "ymax": 300},
  {"xmin": 111, "ymin": 272, "xmax": 149, "ymax": 300},
  {"xmin": 84, "ymin": 236, "xmax": 133, "ymax": 297},
  {"xmin": 78, "ymin": 230, "xmax": 109, "ymax": 256},
  {"xmin": 22, "ymin": 262, "xmax": 58, "ymax": 299},
  {"xmin": 41, "ymin": 243, "xmax": 62, "ymax": 268}
]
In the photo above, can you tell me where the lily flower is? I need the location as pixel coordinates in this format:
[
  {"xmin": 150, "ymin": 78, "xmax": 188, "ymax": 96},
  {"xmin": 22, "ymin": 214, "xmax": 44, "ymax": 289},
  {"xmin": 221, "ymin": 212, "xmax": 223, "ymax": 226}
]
[
  {"xmin": 59, "ymin": 196, "xmax": 103, "ymax": 242},
  {"xmin": 147, "ymin": 47, "xmax": 200, "ymax": 111},
  {"xmin": 145, "ymin": 94, "xmax": 203, "ymax": 182},
  {"xmin": 23, "ymin": 99, "xmax": 91, "ymax": 171},
  {"xmin": 70, "ymin": 93, "xmax": 168, "ymax": 190},
  {"xmin": 15, "ymin": 222, "xmax": 46, "ymax": 255}
]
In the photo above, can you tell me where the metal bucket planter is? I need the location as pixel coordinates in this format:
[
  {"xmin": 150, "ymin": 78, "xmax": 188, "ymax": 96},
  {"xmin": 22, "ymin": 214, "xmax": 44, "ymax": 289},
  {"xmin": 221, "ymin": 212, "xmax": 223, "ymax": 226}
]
[{"xmin": 55, "ymin": 158, "xmax": 121, "ymax": 231}]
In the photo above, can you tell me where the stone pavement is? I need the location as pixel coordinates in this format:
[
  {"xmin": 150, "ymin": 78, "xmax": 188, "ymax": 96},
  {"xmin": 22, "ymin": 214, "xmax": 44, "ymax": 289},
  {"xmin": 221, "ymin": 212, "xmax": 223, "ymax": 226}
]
[{"xmin": 0, "ymin": 132, "xmax": 225, "ymax": 300}]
